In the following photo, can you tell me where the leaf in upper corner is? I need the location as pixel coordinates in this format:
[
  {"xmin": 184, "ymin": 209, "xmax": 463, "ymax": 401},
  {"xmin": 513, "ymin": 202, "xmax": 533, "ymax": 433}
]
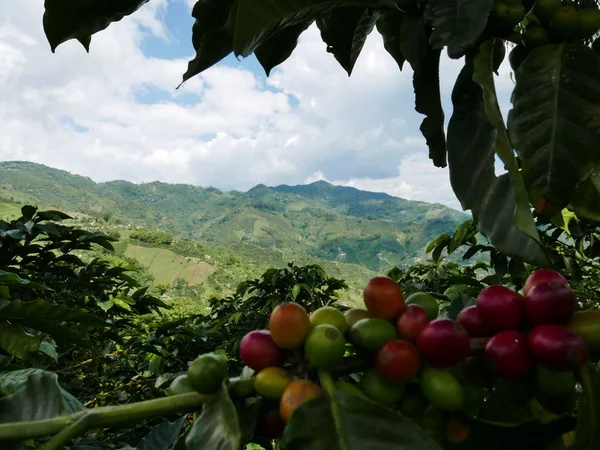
[
  {"xmin": 399, "ymin": 14, "xmax": 428, "ymax": 72},
  {"xmin": 424, "ymin": 0, "xmax": 493, "ymax": 58},
  {"xmin": 413, "ymin": 46, "xmax": 447, "ymax": 168},
  {"xmin": 507, "ymin": 42, "xmax": 600, "ymax": 212},
  {"xmin": 233, "ymin": 0, "xmax": 396, "ymax": 59},
  {"xmin": 282, "ymin": 389, "xmax": 441, "ymax": 450},
  {"xmin": 233, "ymin": 0, "xmax": 335, "ymax": 58},
  {"xmin": 472, "ymin": 39, "xmax": 545, "ymax": 254},
  {"xmin": 181, "ymin": 0, "xmax": 237, "ymax": 84},
  {"xmin": 446, "ymin": 56, "xmax": 550, "ymax": 267},
  {"xmin": 317, "ymin": 7, "xmax": 380, "ymax": 76},
  {"xmin": 184, "ymin": 384, "xmax": 241, "ymax": 449},
  {"xmin": 376, "ymin": 12, "xmax": 405, "ymax": 70},
  {"xmin": 255, "ymin": 20, "xmax": 313, "ymax": 76},
  {"xmin": 43, "ymin": 0, "xmax": 150, "ymax": 52}
]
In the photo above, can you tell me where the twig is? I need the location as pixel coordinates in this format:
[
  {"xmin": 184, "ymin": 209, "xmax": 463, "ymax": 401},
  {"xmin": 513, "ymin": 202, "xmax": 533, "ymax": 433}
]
[
  {"xmin": 53, "ymin": 352, "xmax": 119, "ymax": 374},
  {"xmin": 0, "ymin": 378, "xmax": 252, "ymax": 444}
]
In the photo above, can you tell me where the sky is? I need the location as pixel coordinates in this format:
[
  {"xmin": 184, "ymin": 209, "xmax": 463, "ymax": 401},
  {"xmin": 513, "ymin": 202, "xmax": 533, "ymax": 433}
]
[{"xmin": 0, "ymin": 1, "xmax": 516, "ymax": 211}]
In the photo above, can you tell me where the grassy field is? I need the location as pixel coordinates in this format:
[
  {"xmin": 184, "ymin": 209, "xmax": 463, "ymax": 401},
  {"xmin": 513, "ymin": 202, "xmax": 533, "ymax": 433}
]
[
  {"xmin": 124, "ymin": 245, "xmax": 215, "ymax": 285},
  {"xmin": 0, "ymin": 203, "xmax": 23, "ymax": 221}
]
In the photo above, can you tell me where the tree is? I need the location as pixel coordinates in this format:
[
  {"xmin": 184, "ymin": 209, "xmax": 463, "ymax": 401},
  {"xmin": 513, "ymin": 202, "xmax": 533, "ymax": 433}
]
[{"xmin": 41, "ymin": 0, "xmax": 600, "ymax": 269}]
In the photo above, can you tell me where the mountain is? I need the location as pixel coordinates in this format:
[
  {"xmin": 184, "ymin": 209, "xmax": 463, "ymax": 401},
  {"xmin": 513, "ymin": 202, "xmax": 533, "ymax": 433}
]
[{"xmin": 0, "ymin": 161, "xmax": 469, "ymax": 271}]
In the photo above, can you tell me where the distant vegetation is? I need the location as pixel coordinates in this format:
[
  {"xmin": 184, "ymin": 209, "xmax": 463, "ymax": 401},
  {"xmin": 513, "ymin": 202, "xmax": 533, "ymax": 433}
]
[
  {"xmin": 130, "ymin": 230, "xmax": 174, "ymax": 245},
  {"xmin": 0, "ymin": 161, "xmax": 468, "ymax": 273}
]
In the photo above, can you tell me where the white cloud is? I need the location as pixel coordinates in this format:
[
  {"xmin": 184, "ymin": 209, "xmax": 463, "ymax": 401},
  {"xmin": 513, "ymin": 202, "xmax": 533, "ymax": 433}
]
[{"xmin": 0, "ymin": 1, "xmax": 518, "ymax": 213}]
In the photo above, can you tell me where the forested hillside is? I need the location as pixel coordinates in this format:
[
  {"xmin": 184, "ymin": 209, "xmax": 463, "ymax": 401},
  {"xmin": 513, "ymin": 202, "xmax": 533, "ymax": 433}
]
[{"xmin": 0, "ymin": 161, "xmax": 468, "ymax": 271}]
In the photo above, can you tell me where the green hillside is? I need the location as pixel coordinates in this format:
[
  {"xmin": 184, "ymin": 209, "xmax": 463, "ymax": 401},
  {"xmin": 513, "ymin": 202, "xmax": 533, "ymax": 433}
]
[
  {"xmin": 0, "ymin": 202, "xmax": 22, "ymax": 220},
  {"xmin": 123, "ymin": 245, "xmax": 215, "ymax": 285},
  {"xmin": 0, "ymin": 160, "xmax": 470, "ymax": 271}
]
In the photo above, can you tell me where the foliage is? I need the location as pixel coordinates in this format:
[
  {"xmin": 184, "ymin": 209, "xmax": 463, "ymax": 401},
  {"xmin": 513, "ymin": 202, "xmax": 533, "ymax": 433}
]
[
  {"xmin": 130, "ymin": 230, "xmax": 174, "ymax": 246},
  {"xmin": 0, "ymin": 206, "xmax": 172, "ymax": 405},
  {"xmin": 202, "ymin": 262, "xmax": 349, "ymax": 370}
]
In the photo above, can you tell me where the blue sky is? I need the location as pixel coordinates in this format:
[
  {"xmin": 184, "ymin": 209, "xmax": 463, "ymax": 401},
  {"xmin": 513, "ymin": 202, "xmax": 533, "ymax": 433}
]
[{"xmin": 0, "ymin": 0, "xmax": 515, "ymax": 210}]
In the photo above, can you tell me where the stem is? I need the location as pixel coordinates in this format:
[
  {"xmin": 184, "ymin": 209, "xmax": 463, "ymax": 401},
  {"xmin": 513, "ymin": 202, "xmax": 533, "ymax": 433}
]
[
  {"xmin": 0, "ymin": 392, "xmax": 207, "ymax": 443},
  {"xmin": 40, "ymin": 414, "xmax": 91, "ymax": 450}
]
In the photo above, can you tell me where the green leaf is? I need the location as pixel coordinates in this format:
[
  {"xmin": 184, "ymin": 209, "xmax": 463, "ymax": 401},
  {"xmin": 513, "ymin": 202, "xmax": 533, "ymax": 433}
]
[
  {"xmin": 233, "ymin": 0, "xmax": 331, "ymax": 57},
  {"xmin": 316, "ymin": 7, "xmax": 380, "ymax": 76},
  {"xmin": 426, "ymin": 233, "xmax": 451, "ymax": 254},
  {"xmin": 0, "ymin": 371, "xmax": 83, "ymax": 423},
  {"xmin": 255, "ymin": 21, "xmax": 312, "ymax": 75},
  {"xmin": 572, "ymin": 363, "xmax": 600, "ymax": 450},
  {"xmin": 473, "ymin": 40, "xmax": 546, "ymax": 254},
  {"xmin": 39, "ymin": 341, "xmax": 58, "ymax": 361},
  {"xmin": 282, "ymin": 389, "xmax": 441, "ymax": 449},
  {"xmin": 568, "ymin": 173, "xmax": 600, "ymax": 222},
  {"xmin": 0, "ymin": 299, "xmax": 104, "ymax": 327},
  {"xmin": 111, "ymin": 297, "xmax": 133, "ymax": 312},
  {"xmin": 508, "ymin": 42, "xmax": 600, "ymax": 211},
  {"xmin": 148, "ymin": 354, "xmax": 165, "ymax": 376},
  {"xmin": 35, "ymin": 210, "xmax": 72, "ymax": 221},
  {"xmin": 137, "ymin": 415, "xmax": 187, "ymax": 450},
  {"xmin": 413, "ymin": 46, "xmax": 446, "ymax": 168},
  {"xmin": 432, "ymin": 241, "xmax": 446, "ymax": 264},
  {"xmin": 43, "ymin": 0, "xmax": 150, "ymax": 52},
  {"xmin": 0, "ymin": 271, "xmax": 46, "ymax": 290},
  {"xmin": 0, "ymin": 321, "xmax": 41, "ymax": 359},
  {"xmin": 20, "ymin": 205, "xmax": 36, "ymax": 220},
  {"xmin": 399, "ymin": 14, "xmax": 428, "ymax": 72},
  {"xmin": 424, "ymin": 0, "xmax": 493, "ymax": 58},
  {"xmin": 21, "ymin": 320, "xmax": 92, "ymax": 348},
  {"xmin": 376, "ymin": 12, "xmax": 405, "ymax": 70},
  {"xmin": 233, "ymin": 0, "xmax": 395, "ymax": 58},
  {"xmin": 446, "ymin": 56, "xmax": 550, "ymax": 267},
  {"xmin": 235, "ymin": 398, "xmax": 261, "ymax": 443},
  {"xmin": 181, "ymin": 0, "xmax": 236, "ymax": 84},
  {"xmin": 0, "ymin": 368, "xmax": 45, "ymax": 395},
  {"xmin": 292, "ymin": 283, "xmax": 302, "ymax": 300},
  {"xmin": 184, "ymin": 384, "xmax": 241, "ymax": 449},
  {"xmin": 445, "ymin": 293, "xmax": 475, "ymax": 320},
  {"xmin": 35, "ymin": 222, "xmax": 61, "ymax": 237}
]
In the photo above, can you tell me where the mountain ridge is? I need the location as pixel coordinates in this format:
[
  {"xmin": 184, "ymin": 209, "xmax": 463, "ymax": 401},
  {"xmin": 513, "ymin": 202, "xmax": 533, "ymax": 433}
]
[{"xmin": 0, "ymin": 160, "xmax": 469, "ymax": 271}]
